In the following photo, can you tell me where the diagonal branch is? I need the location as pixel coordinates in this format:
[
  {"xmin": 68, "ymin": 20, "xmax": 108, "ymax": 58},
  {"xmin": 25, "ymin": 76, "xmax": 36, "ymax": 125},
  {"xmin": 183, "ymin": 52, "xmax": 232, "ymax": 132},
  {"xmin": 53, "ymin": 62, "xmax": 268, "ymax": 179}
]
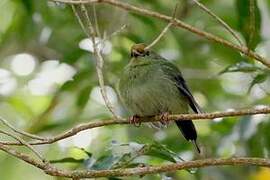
[
  {"xmin": 0, "ymin": 1, "xmax": 269, "ymax": 179},
  {"xmin": 1, "ymin": 106, "xmax": 270, "ymax": 146},
  {"xmin": 191, "ymin": 0, "xmax": 243, "ymax": 46},
  {"xmin": 145, "ymin": 3, "xmax": 178, "ymax": 50},
  {"xmin": 62, "ymin": 157, "xmax": 270, "ymax": 178},
  {"xmin": 0, "ymin": 130, "xmax": 44, "ymax": 161},
  {"xmin": 51, "ymin": 0, "xmax": 270, "ymax": 68},
  {"xmin": 0, "ymin": 142, "xmax": 270, "ymax": 178},
  {"xmin": 73, "ymin": 4, "xmax": 121, "ymax": 119},
  {"xmin": 0, "ymin": 116, "xmax": 46, "ymax": 141}
]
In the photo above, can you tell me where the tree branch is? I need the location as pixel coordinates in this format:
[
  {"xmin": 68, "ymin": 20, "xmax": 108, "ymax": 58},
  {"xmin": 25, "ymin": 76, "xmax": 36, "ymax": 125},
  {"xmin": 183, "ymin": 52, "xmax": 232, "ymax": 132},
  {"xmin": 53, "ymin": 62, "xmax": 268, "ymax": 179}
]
[
  {"xmin": 62, "ymin": 157, "xmax": 270, "ymax": 178},
  {"xmin": 51, "ymin": 0, "xmax": 270, "ymax": 68},
  {"xmin": 0, "ymin": 143, "xmax": 269, "ymax": 178},
  {"xmin": 0, "ymin": 130, "xmax": 44, "ymax": 161},
  {"xmin": 145, "ymin": 4, "xmax": 178, "ymax": 50},
  {"xmin": 0, "ymin": 116, "xmax": 46, "ymax": 141},
  {"xmin": 0, "ymin": 143, "xmax": 68, "ymax": 177},
  {"xmin": 191, "ymin": 0, "xmax": 243, "ymax": 46},
  {"xmin": 1, "ymin": 1, "xmax": 269, "ymax": 178},
  {"xmin": 2, "ymin": 106, "xmax": 270, "ymax": 146},
  {"xmin": 72, "ymin": 4, "xmax": 121, "ymax": 119}
]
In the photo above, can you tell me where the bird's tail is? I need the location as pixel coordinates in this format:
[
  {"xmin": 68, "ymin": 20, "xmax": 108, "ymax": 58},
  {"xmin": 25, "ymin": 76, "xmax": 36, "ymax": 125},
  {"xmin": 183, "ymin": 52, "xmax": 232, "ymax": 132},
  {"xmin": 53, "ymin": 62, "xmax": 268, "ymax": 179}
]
[{"xmin": 175, "ymin": 120, "xmax": 201, "ymax": 153}]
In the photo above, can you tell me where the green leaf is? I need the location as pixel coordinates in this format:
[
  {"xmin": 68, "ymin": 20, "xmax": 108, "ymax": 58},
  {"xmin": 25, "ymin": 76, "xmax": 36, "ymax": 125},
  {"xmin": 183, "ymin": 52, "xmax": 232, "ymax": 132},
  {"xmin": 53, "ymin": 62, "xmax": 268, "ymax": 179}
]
[
  {"xmin": 236, "ymin": 0, "xmax": 261, "ymax": 50},
  {"xmin": 76, "ymin": 148, "xmax": 92, "ymax": 158},
  {"xmin": 49, "ymin": 157, "xmax": 84, "ymax": 164},
  {"xmin": 145, "ymin": 142, "xmax": 182, "ymax": 163},
  {"xmin": 219, "ymin": 61, "xmax": 260, "ymax": 74},
  {"xmin": 248, "ymin": 73, "xmax": 268, "ymax": 92},
  {"xmin": 76, "ymin": 85, "xmax": 92, "ymax": 108},
  {"xmin": 74, "ymin": 147, "xmax": 93, "ymax": 158},
  {"xmin": 109, "ymin": 141, "xmax": 145, "ymax": 168},
  {"xmin": 90, "ymin": 155, "xmax": 120, "ymax": 170}
]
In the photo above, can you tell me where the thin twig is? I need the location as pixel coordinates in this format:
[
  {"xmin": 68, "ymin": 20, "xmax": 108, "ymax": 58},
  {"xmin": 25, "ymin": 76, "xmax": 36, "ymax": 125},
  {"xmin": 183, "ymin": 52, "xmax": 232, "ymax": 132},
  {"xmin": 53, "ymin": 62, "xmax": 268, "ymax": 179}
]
[
  {"xmin": 0, "ymin": 1, "xmax": 268, "ymax": 179},
  {"xmin": 2, "ymin": 107, "xmax": 270, "ymax": 146},
  {"xmin": 0, "ymin": 143, "xmax": 269, "ymax": 178},
  {"xmin": 100, "ymin": 24, "xmax": 127, "ymax": 43},
  {"xmin": 71, "ymin": 5, "xmax": 89, "ymax": 36},
  {"xmin": 191, "ymin": 0, "xmax": 243, "ymax": 46},
  {"xmin": 0, "ymin": 143, "xmax": 65, "ymax": 177},
  {"xmin": 0, "ymin": 130, "xmax": 44, "ymax": 161},
  {"xmin": 93, "ymin": 4, "xmax": 101, "ymax": 37},
  {"xmin": 145, "ymin": 23, "xmax": 173, "ymax": 50},
  {"xmin": 0, "ymin": 116, "xmax": 46, "ymax": 141},
  {"xmin": 145, "ymin": 4, "xmax": 179, "ymax": 50},
  {"xmin": 75, "ymin": 4, "xmax": 121, "ymax": 119},
  {"xmin": 52, "ymin": 0, "xmax": 270, "ymax": 68}
]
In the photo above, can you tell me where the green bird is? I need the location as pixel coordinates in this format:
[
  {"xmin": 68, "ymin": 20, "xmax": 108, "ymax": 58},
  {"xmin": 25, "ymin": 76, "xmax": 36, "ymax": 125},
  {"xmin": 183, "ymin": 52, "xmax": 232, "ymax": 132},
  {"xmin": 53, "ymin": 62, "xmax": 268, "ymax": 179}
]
[{"xmin": 118, "ymin": 43, "xmax": 201, "ymax": 153}]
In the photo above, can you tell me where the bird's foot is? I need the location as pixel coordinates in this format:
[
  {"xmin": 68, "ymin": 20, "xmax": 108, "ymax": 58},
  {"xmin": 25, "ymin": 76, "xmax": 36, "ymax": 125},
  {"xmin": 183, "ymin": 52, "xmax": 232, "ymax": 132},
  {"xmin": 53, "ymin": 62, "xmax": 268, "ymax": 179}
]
[
  {"xmin": 160, "ymin": 112, "xmax": 170, "ymax": 126},
  {"xmin": 129, "ymin": 114, "xmax": 141, "ymax": 127}
]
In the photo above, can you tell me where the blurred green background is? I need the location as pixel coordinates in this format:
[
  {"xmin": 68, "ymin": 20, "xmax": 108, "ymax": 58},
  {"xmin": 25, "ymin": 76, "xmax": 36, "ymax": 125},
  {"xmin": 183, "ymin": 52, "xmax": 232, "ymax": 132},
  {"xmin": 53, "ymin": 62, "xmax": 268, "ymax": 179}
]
[{"xmin": 0, "ymin": 0, "xmax": 270, "ymax": 179}]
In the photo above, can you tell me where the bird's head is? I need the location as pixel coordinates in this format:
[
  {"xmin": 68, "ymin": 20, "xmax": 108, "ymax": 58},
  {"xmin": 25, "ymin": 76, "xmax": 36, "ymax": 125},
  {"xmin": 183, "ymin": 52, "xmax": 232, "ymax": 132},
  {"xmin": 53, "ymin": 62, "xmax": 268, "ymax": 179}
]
[{"xmin": 130, "ymin": 43, "xmax": 150, "ymax": 58}]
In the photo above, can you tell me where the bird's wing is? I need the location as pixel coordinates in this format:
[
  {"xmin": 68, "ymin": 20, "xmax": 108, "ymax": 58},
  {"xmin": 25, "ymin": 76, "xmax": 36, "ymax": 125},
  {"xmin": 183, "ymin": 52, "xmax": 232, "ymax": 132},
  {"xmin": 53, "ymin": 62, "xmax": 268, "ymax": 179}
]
[
  {"xmin": 174, "ymin": 74, "xmax": 202, "ymax": 113},
  {"xmin": 160, "ymin": 60, "xmax": 202, "ymax": 114}
]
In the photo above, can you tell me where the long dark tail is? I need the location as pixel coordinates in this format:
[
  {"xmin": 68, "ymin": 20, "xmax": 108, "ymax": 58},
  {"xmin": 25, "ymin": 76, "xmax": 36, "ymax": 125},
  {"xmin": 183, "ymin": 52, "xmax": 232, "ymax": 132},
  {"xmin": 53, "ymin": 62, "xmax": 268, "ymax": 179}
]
[{"xmin": 175, "ymin": 120, "xmax": 200, "ymax": 153}]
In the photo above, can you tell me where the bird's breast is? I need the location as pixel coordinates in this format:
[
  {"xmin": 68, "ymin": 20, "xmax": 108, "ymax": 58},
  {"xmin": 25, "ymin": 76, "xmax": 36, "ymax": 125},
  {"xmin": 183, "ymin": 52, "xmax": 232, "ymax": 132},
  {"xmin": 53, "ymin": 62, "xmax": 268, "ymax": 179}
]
[{"xmin": 119, "ymin": 64, "xmax": 188, "ymax": 116}]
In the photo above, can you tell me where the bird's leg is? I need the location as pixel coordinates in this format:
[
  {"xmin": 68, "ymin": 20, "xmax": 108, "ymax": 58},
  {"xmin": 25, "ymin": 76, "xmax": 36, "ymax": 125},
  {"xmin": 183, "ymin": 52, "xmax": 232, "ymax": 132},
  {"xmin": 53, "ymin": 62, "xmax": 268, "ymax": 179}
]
[
  {"xmin": 160, "ymin": 112, "xmax": 170, "ymax": 126},
  {"xmin": 129, "ymin": 114, "xmax": 141, "ymax": 127}
]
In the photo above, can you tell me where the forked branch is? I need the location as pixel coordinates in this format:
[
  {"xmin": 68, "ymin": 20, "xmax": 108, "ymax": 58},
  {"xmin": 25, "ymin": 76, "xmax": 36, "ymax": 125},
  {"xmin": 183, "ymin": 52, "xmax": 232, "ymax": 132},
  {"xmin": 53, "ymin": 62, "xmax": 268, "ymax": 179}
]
[
  {"xmin": 1, "ymin": 107, "xmax": 269, "ymax": 146},
  {"xmin": 0, "ymin": 143, "xmax": 269, "ymax": 179},
  {"xmin": 51, "ymin": 0, "xmax": 270, "ymax": 68}
]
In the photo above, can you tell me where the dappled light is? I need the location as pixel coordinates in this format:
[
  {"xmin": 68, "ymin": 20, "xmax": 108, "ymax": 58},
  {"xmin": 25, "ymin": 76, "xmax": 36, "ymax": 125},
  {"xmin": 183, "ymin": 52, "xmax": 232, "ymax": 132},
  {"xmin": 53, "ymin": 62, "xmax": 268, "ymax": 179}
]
[{"xmin": 0, "ymin": 0, "xmax": 269, "ymax": 179}]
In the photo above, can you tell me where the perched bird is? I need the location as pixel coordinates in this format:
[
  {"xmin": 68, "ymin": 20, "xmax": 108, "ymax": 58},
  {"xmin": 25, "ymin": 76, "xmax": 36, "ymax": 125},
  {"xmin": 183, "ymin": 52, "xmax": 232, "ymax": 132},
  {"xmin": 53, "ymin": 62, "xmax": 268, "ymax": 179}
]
[{"xmin": 118, "ymin": 43, "xmax": 201, "ymax": 153}]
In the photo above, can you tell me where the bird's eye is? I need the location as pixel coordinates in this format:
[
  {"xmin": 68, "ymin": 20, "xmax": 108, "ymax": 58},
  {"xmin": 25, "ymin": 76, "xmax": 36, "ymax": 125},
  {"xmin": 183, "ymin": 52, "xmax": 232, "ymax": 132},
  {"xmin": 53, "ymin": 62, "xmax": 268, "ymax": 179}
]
[
  {"xmin": 130, "ymin": 43, "xmax": 150, "ymax": 57},
  {"xmin": 131, "ymin": 49, "xmax": 150, "ymax": 58}
]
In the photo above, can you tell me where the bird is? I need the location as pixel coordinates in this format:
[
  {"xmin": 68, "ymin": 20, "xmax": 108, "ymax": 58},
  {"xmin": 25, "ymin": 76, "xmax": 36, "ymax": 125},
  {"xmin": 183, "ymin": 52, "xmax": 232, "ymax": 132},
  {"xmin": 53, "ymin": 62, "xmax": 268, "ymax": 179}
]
[{"xmin": 117, "ymin": 43, "xmax": 201, "ymax": 153}]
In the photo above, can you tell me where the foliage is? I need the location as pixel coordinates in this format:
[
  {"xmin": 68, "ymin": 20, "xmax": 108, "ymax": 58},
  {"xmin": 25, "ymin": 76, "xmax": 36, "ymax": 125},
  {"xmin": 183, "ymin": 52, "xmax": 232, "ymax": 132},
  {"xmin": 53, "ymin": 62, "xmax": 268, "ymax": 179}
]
[{"xmin": 0, "ymin": 0, "xmax": 269, "ymax": 179}]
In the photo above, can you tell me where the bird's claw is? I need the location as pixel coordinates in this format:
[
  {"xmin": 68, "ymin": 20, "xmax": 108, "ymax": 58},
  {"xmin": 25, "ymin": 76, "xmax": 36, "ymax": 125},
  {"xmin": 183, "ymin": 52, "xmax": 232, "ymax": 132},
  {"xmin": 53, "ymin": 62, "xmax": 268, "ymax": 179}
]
[
  {"xmin": 160, "ymin": 112, "xmax": 170, "ymax": 126},
  {"xmin": 129, "ymin": 115, "xmax": 141, "ymax": 127}
]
